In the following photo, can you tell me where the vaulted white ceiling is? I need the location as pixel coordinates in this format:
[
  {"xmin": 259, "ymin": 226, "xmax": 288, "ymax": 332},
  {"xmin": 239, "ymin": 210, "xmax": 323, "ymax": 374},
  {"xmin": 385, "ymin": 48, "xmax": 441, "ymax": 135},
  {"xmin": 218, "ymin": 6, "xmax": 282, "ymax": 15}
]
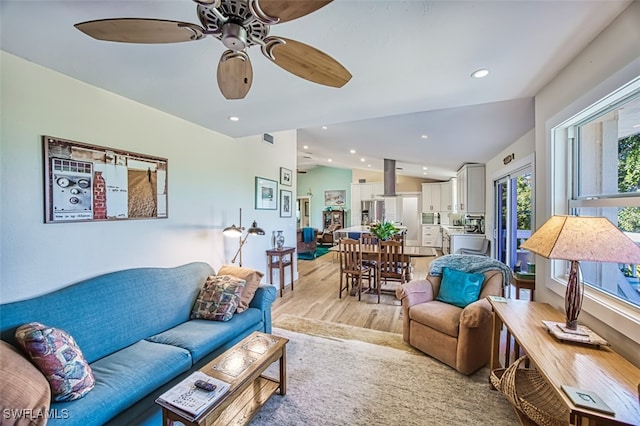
[{"xmin": 0, "ymin": 0, "xmax": 632, "ymax": 180}]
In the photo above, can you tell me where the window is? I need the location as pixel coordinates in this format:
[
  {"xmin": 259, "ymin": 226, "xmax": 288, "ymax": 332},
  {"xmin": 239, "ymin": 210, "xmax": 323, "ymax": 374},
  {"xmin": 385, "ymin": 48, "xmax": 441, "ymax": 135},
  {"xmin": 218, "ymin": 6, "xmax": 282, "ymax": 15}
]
[{"xmin": 552, "ymin": 78, "xmax": 640, "ymax": 318}]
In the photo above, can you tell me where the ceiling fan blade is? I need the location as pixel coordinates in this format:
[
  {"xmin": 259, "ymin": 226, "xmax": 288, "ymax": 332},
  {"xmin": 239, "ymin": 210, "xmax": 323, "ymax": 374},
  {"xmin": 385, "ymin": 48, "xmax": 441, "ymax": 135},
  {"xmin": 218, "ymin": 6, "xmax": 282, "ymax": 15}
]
[
  {"xmin": 75, "ymin": 19, "xmax": 205, "ymax": 44},
  {"xmin": 262, "ymin": 37, "xmax": 351, "ymax": 88},
  {"xmin": 252, "ymin": 0, "xmax": 332, "ymax": 23},
  {"xmin": 217, "ymin": 50, "xmax": 253, "ymax": 100}
]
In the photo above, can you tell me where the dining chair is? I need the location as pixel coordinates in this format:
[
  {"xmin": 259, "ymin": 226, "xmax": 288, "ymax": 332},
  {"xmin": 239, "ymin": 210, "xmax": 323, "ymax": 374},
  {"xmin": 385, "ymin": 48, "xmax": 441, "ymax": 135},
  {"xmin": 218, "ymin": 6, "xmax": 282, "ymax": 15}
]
[
  {"xmin": 338, "ymin": 238, "xmax": 374, "ymax": 301},
  {"xmin": 377, "ymin": 239, "xmax": 407, "ymax": 292},
  {"xmin": 360, "ymin": 234, "xmax": 379, "ymax": 301}
]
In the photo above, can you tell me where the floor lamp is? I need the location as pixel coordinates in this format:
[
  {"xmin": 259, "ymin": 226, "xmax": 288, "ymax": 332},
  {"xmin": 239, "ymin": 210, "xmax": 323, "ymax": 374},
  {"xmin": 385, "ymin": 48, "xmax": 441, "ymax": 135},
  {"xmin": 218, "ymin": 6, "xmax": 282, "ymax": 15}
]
[
  {"xmin": 223, "ymin": 208, "xmax": 265, "ymax": 267},
  {"xmin": 520, "ymin": 215, "xmax": 640, "ymax": 330}
]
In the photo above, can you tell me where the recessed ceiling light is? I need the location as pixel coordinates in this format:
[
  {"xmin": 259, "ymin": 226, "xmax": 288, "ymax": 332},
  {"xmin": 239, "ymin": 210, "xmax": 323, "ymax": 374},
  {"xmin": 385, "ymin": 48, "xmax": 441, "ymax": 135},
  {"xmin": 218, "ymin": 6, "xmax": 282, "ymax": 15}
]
[
  {"xmin": 421, "ymin": 134, "xmax": 428, "ymax": 139},
  {"xmin": 423, "ymin": 166, "xmax": 428, "ymax": 170},
  {"xmin": 303, "ymin": 145, "xmax": 309, "ymax": 149},
  {"xmin": 367, "ymin": 164, "xmax": 371, "ymax": 167},
  {"xmin": 423, "ymin": 172, "xmax": 427, "ymax": 175},
  {"xmin": 228, "ymin": 116, "xmax": 240, "ymax": 121},
  {"xmin": 360, "ymin": 158, "xmax": 365, "ymax": 162},
  {"xmin": 328, "ymin": 158, "xmax": 332, "ymax": 162},
  {"xmin": 350, "ymin": 149, "xmax": 356, "ymax": 154},
  {"xmin": 471, "ymin": 69, "xmax": 489, "ymax": 78},
  {"xmin": 322, "ymin": 126, "xmax": 328, "ymax": 130},
  {"xmin": 633, "ymin": 124, "xmax": 640, "ymax": 128}
]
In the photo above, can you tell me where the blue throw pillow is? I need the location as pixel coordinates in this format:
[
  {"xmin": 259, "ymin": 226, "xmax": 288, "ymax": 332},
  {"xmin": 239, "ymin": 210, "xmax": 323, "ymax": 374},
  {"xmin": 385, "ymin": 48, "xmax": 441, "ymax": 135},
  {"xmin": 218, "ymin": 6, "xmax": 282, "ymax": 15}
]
[{"xmin": 435, "ymin": 267, "xmax": 485, "ymax": 308}]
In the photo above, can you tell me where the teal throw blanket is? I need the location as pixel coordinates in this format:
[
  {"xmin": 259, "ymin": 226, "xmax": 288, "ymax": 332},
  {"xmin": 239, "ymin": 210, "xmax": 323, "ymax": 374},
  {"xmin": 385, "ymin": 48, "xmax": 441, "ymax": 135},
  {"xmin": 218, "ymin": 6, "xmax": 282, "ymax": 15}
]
[
  {"xmin": 429, "ymin": 254, "xmax": 512, "ymax": 286},
  {"xmin": 302, "ymin": 227, "xmax": 315, "ymax": 243}
]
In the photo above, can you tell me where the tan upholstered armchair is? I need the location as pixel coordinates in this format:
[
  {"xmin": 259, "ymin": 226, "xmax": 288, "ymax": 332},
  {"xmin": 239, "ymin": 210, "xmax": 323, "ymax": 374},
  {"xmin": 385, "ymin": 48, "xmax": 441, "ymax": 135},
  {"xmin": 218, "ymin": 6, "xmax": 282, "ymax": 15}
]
[{"xmin": 396, "ymin": 255, "xmax": 508, "ymax": 375}]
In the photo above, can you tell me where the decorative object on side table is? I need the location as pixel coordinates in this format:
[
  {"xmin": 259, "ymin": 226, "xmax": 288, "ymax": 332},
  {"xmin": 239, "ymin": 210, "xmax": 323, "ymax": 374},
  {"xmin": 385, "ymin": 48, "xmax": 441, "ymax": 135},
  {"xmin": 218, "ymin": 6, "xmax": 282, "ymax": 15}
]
[
  {"xmin": 275, "ymin": 230, "xmax": 285, "ymax": 250},
  {"xmin": 223, "ymin": 208, "xmax": 265, "ymax": 267},
  {"xmin": 521, "ymin": 215, "xmax": 640, "ymax": 330}
]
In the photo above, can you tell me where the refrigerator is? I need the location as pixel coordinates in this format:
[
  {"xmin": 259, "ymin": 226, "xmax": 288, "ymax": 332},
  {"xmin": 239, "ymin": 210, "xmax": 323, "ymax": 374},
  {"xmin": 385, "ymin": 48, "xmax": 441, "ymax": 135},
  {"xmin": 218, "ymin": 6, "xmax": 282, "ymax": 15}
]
[{"xmin": 361, "ymin": 200, "xmax": 385, "ymax": 225}]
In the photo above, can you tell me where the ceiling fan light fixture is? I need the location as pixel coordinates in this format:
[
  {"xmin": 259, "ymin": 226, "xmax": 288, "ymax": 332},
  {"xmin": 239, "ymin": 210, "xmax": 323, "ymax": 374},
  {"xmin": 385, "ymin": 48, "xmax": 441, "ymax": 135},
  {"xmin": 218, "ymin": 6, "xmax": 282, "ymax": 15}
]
[{"xmin": 221, "ymin": 22, "xmax": 248, "ymax": 50}]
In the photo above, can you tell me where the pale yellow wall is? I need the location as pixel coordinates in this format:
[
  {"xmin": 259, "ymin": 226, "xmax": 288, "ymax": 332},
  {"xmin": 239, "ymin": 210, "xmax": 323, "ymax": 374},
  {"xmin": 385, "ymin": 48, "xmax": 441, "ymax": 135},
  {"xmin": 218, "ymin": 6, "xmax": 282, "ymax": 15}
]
[{"xmin": 352, "ymin": 169, "xmax": 438, "ymax": 192}]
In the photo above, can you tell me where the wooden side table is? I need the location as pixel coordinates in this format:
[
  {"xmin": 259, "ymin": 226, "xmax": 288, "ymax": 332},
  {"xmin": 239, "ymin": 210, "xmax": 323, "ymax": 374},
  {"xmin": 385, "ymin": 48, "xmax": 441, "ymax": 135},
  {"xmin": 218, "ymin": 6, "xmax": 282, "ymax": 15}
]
[
  {"xmin": 266, "ymin": 246, "xmax": 295, "ymax": 297},
  {"xmin": 512, "ymin": 273, "xmax": 535, "ymax": 301}
]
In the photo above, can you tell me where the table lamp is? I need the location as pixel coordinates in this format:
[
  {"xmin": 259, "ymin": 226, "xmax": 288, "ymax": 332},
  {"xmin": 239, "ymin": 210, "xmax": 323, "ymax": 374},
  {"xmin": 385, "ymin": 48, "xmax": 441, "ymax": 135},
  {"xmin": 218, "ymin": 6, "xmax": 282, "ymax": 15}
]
[
  {"xmin": 520, "ymin": 215, "xmax": 640, "ymax": 330},
  {"xmin": 223, "ymin": 208, "xmax": 265, "ymax": 267}
]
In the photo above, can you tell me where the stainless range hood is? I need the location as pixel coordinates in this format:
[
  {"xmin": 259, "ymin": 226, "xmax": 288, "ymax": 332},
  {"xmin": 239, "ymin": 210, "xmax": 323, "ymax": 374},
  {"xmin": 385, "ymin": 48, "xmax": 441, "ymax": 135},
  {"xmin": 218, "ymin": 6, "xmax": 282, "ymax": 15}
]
[{"xmin": 383, "ymin": 158, "xmax": 397, "ymax": 196}]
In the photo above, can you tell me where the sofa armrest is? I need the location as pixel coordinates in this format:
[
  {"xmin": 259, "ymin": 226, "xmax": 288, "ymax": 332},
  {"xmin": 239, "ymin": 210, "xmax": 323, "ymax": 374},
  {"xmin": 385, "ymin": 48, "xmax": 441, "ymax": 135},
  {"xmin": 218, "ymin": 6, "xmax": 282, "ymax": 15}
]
[
  {"xmin": 249, "ymin": 285, "xmax": 277, "ymax": 310},
  {"xmin": 395, "ymin": 279, "xmax": 435, "ymax": 308},
  {"xmin": 459, "ymin": 298, "xmax": 493, "ymax": 328},
  {"xmin": 249, "ymin": 285, "xmax": 277, "ymax": 333}
]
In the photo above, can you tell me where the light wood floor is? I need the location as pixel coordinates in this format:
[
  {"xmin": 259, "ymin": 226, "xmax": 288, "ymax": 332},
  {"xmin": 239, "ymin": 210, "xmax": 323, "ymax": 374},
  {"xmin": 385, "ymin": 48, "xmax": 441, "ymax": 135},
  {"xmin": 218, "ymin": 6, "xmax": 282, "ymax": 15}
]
[{"xmin": 271, "ymin": 250, "xmax": 436, "ymax": 335}]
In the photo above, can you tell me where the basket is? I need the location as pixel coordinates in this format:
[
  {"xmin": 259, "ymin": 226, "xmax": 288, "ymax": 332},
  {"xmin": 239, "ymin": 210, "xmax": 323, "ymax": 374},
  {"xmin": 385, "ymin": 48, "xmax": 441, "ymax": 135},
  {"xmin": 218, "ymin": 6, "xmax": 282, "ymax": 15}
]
[{"xmin": 490, "ymin": 355, "xmax": 570, "ymax": 426}]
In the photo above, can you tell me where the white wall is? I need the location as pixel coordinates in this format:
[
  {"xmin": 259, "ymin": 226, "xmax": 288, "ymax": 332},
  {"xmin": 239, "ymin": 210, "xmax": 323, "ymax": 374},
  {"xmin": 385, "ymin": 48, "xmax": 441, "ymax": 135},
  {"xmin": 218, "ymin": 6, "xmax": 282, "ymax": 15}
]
[
  {"xmin": 0, "ymin": 52, "xmax": 297, "ymax": 303},
  {"xmin": 533, "ymin": 1, "xmax": 640, "ymax": 365},
  {"xmin": 484, "ymin": 129, "xmax": 536, "ymax": 250}
]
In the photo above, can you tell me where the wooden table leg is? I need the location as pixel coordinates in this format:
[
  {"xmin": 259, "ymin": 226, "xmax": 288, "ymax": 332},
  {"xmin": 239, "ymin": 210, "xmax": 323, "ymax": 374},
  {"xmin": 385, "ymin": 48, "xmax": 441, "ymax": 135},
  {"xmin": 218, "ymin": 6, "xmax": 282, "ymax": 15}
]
[
  {"xmin": 290, "ymin": 261, "xmax": 294, "ymax": 293},
  {"xmin": 278, "ymin": 346, "xmax": 287, "ymax": 395},
  {"xmin": 490, "ymin": 311, "xmax": 503, "ymax": 371}
]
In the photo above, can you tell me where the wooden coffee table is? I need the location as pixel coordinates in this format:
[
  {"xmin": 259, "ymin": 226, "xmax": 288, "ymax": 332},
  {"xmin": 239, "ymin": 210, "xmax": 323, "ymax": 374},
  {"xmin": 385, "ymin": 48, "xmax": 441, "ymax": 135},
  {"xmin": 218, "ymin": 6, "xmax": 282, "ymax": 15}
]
[{"xmin": 161, "ymin": 331, "xmax": 288, "ymax": 426}]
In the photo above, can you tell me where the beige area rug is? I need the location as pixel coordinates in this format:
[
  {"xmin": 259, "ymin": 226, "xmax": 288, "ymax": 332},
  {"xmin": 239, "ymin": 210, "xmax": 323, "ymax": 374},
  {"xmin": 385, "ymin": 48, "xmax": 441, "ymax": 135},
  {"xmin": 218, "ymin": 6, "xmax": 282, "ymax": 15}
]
[
  {"xmin": 274, "ymin": 314, "xmax": 422, "ymax": 355},
  {"xmin": 249, "ymin": 327, "xmax": 518, "ymax": 426}
]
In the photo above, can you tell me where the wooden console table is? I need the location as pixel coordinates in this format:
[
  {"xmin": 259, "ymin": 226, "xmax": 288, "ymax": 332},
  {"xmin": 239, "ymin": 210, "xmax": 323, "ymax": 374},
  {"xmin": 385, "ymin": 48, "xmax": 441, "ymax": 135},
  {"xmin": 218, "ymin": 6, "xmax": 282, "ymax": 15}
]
[
  {"xmin": 488, "ymin": 298, "xmax": 640, "ymax": 426},
  {"xmin": 266, "ymin": 246, "xmax": 295, "ymax": 297}
]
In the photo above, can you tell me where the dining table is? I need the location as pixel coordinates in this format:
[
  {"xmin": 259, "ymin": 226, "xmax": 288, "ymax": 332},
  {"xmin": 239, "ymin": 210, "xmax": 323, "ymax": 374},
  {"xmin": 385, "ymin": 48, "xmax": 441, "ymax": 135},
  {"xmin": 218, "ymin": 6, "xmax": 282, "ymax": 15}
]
[{"xmin": 328, "ymin": 244, "xmax": 437, "ymax": 282}]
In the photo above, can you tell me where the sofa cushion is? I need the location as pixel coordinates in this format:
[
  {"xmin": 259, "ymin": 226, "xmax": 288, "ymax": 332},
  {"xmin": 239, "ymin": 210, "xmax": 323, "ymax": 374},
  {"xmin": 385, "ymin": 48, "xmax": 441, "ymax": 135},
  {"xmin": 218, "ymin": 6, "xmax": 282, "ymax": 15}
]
[
  {"xmin": 15, "ymin": 322, "xmax": 95, "ymax": 402},
  {"xmin": 0, "ymin": 340, "xmax": 51, "ymax": 426},
  {"xmin": 47, "ymin": 340, "xmax": 192, "ymax": 426},
  {"xmin": 435, "ymin": 267, "xmax": 485, "ymax": 308},
  {"xmin": 409, "ymin": 301, "xmax": 462, "ymax": 338},
  {"xmin": 147, "ymin": 307, "xmax": 262, "ymax": 363},
  {"xmin": 217, "ymin": 265, "xmax": 264, "ymax": 313},
  {"xmin": 191, "ymin": 275, "xmax": 246, "ymax": 321}
]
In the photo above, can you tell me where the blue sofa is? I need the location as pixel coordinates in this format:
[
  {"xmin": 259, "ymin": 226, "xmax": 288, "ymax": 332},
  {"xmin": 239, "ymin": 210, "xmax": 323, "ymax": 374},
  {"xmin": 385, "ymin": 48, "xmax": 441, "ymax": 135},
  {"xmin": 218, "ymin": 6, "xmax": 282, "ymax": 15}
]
[{"xmin": 0, "ymin": 262, "xmax": 277, "ymax": 425}]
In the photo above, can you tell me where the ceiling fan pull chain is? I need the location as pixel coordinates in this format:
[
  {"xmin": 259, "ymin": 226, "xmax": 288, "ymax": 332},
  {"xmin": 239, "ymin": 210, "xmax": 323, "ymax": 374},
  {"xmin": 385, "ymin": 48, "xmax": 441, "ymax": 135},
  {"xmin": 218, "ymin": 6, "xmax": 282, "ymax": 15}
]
[{"xmin": 248, "ymin": 0, "xmax": 280, "ymax": 25}]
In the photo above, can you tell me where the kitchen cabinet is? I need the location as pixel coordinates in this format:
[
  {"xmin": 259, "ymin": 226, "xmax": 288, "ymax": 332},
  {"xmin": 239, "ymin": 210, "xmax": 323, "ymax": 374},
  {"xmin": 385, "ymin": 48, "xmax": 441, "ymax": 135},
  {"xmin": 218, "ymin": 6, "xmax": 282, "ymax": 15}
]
[
  {"xmin": 421, "ymin": 183, "xmax": 441, "ymax": 212},
  {"xmin": 421, "ymin": 225, "xmax": 442, "ymax": 247},
  {"xmin": 440, "ymin": 179, "xmax": 456, "ymax": 212},
  {"xmin": 383, "ymin": 196, "xmax": 398, "ymax": 223},
  {"xmin": 456, "ymin": 164, "xmax": 485, "ymax": 214}
]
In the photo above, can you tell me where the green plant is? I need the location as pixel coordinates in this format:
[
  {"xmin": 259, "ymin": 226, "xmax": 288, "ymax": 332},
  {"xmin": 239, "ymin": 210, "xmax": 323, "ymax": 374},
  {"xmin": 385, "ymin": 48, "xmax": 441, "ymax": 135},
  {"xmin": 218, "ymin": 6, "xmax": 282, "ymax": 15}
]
[{"xmin": 368, "ymin": 221, "xmax": 398, "ymax": 241}]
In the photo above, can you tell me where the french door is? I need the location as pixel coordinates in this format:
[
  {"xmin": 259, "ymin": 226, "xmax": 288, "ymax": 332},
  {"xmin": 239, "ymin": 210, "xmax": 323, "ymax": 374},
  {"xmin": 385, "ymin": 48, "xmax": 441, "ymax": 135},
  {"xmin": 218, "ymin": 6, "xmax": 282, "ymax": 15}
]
[{"xmin": 494, "ymin": 166, "xmax": 533, "ymax": 271}]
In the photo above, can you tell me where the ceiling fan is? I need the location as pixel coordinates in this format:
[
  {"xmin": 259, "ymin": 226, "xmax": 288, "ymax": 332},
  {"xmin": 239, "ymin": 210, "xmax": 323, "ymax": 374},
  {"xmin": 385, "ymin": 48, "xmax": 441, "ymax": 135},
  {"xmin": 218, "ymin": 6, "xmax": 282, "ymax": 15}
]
[{"xmin": 75, "ymin": 0, "xmax": 352, "ymax": 100}]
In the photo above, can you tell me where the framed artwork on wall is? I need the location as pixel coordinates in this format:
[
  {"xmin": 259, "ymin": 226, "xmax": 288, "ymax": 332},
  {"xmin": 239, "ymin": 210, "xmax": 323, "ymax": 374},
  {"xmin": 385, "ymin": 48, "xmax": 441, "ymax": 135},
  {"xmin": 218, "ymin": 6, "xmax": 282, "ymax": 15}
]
[
  {"xmin": 280, "ymin": 190, "xmax": 292, "ymax": 217},
  {"xmin": 255, "ymin": 176, "xmax": 277, "ymax": 210},
  {"xmin": 43, "ymin": 135, "xmax": 168, "ymax": 223},
  {"xmin": 280, "ymin": 167, "xmax": 292, "ymax": 186},
  {"xmin": 324, "ymin": 189, "xmax": 346, "ymax": 207}
]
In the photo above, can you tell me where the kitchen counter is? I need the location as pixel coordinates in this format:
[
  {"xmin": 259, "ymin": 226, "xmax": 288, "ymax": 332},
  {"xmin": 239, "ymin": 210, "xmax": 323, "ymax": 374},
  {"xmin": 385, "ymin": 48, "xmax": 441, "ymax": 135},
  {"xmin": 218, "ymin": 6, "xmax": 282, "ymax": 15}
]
[{"xmin": 441, "ymin": 226, "xmax": 486, "ymax": 254}]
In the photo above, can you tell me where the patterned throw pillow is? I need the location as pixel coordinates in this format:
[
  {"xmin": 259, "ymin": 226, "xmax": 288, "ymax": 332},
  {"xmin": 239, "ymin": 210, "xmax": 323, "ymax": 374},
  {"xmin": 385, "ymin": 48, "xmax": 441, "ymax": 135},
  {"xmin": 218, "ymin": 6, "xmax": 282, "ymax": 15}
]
[
  {"xmin": 15, "ymin": 322, "xmax": 95, "ymax": 402},
  {"xmin": 217, "ymin": 265, "xmax": 264, "ymax": 313},
  {"xmin": 191, "ymin": 275, "xmax": 246, "ymax": 321}
]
